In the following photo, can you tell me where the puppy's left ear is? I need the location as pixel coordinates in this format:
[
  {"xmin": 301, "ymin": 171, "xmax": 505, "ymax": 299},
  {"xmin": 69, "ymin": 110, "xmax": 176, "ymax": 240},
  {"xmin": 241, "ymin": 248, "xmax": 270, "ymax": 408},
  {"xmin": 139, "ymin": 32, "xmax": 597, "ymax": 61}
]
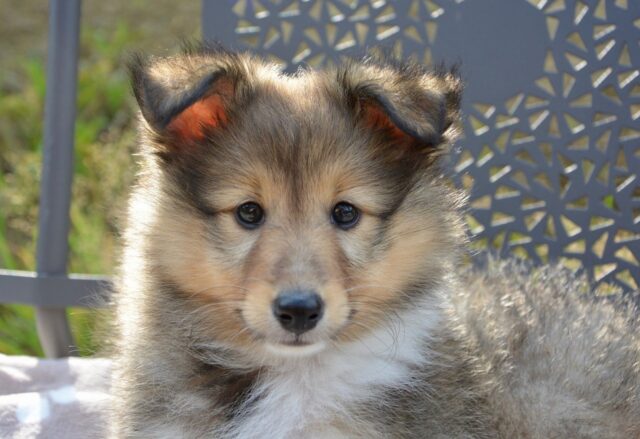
[{"xmin": 340, "ymin": 61, "xmax": 462, "ymax": 154}]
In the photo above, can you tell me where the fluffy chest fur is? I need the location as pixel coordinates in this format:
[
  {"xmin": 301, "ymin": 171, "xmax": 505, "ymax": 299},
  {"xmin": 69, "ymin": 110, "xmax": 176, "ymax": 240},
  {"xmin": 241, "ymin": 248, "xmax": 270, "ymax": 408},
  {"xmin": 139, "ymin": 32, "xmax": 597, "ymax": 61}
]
[{"xmin": 219, "ymin": 302, "xmax": 442, "ymax": 439}]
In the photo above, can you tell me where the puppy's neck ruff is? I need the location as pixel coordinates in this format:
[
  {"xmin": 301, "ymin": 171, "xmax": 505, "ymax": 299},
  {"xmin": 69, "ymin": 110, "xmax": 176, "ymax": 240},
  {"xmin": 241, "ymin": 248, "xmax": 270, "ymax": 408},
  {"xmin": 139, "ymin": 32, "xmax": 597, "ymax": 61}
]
[{"xmin": 223, "ymin": 296, "xmax": 443, "ymax": 439}]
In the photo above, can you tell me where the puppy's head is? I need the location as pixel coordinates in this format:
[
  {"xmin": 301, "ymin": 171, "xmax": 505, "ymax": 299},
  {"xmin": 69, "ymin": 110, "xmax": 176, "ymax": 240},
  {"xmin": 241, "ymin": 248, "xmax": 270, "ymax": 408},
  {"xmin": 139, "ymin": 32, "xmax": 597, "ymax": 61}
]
[{"xmin": 129, "ymin": 44, "xmax": 465, "ymax": 359}]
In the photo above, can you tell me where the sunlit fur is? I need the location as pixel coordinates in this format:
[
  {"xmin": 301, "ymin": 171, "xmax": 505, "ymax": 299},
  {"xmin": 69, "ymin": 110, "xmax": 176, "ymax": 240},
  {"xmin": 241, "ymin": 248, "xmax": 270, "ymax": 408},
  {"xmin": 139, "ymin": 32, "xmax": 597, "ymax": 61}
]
[{"xmin": 110, "ymin": 45, "xmax": 640, "ymax": 438}]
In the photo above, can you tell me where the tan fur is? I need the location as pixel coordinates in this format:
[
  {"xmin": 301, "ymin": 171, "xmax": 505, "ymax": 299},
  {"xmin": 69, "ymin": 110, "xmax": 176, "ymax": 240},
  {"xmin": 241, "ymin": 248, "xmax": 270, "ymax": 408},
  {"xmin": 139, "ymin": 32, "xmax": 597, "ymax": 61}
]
[{"xmin": 111, "ymin": 45, "xmax": 640, "ymax": 438}]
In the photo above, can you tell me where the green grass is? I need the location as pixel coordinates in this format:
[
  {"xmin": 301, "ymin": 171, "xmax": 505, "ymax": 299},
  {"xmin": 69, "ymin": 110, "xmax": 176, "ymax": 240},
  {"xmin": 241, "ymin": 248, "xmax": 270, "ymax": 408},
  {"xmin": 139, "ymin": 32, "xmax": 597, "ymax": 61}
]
[
  {"xmin": 0, "ymin": 22, "xmax": 141, "ymax": 356},
  {"xmin": 0, "ymin": 305, "xmax": 43, "ymax": 356}
]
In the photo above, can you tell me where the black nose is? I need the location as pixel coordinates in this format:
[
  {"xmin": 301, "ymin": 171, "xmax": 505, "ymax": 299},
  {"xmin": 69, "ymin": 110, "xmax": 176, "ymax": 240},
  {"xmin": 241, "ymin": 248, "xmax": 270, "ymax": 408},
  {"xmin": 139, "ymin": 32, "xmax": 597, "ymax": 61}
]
[{"xmin": 273, "ymin": 291, "xmax": 324, "ymax": 335}]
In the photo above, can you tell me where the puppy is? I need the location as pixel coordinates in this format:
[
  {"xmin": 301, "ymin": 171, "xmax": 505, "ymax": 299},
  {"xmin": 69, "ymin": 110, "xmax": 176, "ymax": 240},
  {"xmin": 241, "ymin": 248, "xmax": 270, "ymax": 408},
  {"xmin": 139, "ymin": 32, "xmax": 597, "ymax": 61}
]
[{"xmin": 110, "ymin": 43, "xmax": 640, "ymax": 438}]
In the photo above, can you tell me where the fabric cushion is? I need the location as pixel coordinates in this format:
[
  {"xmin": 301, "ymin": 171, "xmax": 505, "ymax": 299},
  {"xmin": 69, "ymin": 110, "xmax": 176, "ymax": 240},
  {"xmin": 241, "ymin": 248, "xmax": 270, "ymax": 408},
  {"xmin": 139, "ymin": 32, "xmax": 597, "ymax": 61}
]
[{"xmin": 0, "ymin": 354, "xmax": 111, "ymax": 439}]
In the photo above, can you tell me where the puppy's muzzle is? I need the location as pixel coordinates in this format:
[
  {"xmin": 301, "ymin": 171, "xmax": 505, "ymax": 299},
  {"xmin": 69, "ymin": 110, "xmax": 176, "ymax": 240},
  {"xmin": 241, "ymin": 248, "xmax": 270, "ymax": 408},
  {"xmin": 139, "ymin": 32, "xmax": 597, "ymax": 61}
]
[{"xmin": 272, "ymin": 290, "xmax": 324, "ymax": 335}]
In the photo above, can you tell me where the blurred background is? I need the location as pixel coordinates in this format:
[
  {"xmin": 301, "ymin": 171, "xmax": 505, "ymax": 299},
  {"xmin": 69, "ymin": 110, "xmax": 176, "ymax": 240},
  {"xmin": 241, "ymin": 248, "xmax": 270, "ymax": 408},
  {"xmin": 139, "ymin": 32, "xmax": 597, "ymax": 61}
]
[{"xmin": 0, "ymin": 1, "xmax": 201, "ymax": 356}]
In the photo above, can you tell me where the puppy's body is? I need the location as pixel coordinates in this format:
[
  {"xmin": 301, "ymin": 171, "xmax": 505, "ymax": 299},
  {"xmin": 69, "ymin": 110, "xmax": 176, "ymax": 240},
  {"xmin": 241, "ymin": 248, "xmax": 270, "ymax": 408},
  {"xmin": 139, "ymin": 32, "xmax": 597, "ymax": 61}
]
[{"xmin": 111, "ymin": 46, "xmax": 640, "ymax": 438}]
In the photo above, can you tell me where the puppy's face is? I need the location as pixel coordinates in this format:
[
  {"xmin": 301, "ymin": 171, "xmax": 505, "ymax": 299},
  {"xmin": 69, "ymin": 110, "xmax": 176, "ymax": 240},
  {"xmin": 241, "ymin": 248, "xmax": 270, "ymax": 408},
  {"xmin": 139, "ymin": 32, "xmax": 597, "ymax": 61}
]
[{"xmin": 130, "ymin": 46, "xmax": 464, "ymax": 358}]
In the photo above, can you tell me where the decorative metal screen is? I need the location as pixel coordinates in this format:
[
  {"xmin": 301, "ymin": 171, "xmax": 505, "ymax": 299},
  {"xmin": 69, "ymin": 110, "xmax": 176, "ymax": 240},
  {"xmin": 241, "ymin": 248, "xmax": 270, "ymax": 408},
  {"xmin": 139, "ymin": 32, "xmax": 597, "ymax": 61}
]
[{"xmin": 203, "ymin": 0, "xmax": 640, "ymax": 293}]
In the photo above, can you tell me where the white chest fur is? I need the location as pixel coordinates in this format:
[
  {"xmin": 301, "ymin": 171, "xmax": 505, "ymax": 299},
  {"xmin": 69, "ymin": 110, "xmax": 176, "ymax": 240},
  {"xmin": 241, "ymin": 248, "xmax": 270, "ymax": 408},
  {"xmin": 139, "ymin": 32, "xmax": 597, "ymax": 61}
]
[{"xmin": 223, "ymin": 302, "xmax": 441, "ymax": 439}]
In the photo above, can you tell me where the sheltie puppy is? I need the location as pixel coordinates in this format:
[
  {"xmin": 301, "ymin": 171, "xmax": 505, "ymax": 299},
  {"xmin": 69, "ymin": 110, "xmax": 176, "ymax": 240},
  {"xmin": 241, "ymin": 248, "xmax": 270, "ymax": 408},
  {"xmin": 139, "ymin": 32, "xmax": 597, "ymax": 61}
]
[{"xmin": 110, "ymin": 43, "xmax": 640, "ymax": 438}]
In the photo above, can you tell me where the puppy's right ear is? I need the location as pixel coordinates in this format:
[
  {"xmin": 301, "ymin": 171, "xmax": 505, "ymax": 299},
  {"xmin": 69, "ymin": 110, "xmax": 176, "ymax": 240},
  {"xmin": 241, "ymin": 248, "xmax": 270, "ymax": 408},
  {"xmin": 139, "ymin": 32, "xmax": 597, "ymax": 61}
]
[{"xmin": 129, "ymin": 47, "xmax": 244, "ymax": 147}]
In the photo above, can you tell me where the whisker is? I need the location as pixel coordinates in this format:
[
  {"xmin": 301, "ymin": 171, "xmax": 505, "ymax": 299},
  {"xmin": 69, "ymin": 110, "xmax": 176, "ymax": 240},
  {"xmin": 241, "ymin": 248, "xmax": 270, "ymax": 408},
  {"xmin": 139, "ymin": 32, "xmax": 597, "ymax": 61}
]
[
  {"xmin": 343, "ymin": 284, "xmax": 419, "ymax": 301},
  {"xmin": 186, "ymin": 284, "xmax": 252, "ymax": 299},
  {"xmin": 335, "ymin": 319, "xmax": 401, "ymax": 361}
]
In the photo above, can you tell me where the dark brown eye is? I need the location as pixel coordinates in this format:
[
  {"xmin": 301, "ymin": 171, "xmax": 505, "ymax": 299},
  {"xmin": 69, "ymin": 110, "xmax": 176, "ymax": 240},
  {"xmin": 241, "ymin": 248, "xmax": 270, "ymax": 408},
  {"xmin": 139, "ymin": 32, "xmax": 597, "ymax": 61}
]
[
  {"xmin": 331, "ymin": 202, "xmax": 359, "ymax": 229},
  {"xmin": 236, "ymin": 202, "xmax": 264, "ymax": 229}
]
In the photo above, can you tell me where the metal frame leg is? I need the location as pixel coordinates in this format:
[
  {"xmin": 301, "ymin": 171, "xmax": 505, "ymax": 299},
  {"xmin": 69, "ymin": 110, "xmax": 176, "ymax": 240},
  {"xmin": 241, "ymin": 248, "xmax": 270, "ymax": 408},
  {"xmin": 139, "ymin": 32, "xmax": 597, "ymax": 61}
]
[{"xmin": 34, "ymin": 0, "xmax": 82, "ymax": 358}]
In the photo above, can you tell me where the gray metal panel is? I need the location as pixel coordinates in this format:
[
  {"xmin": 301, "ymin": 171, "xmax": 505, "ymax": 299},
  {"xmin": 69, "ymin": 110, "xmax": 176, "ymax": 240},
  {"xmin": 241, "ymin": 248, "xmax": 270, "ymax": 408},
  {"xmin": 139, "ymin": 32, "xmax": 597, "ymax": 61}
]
[
  {"xmin": 202, "ymin": 0, "xmax": 640, "ymax": 292},
  {"xmin": 0, "ymin": 270, "xmax": 109, "ymax": 307},
  {"xmin": 34, "ymin": 0, "xmax": 82, "ymax": 357}
]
